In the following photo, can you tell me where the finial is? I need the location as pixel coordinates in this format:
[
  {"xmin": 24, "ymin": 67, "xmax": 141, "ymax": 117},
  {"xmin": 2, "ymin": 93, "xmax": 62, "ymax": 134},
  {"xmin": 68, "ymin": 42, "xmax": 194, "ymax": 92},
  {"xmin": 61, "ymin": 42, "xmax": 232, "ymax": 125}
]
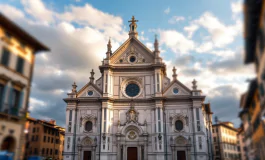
[
  {"xmin": 72, "ymin": 82, "xmax": 77, "ymax": 93},
  {"xmin": 128, "ymin": 16, "xmax": 138, "ymax": 38},
  {"xmin": 154, "ymin": 34, "xmax": 160, "ymax": 57},
  {"xmin": 106, "ymin": 38, "xmax": 112, "ymax": 59},
  {"xmin": 172, "ymin": 67, "xmax": 177, "ymax": 80},
  {"xmin": 192, "ymin": 79, "xmax": 197, "ymax": 90},
  {"xmin": 90, "ymin": 69, "xmax": 95, "ymax": 83}
]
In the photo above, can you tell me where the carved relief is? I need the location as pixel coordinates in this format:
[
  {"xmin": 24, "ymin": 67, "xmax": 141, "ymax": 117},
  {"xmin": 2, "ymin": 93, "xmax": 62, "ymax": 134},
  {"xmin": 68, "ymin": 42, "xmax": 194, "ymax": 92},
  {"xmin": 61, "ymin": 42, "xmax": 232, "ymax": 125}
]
[{"xmin": 128, "ymin": 131, "xmax": 137, "ymax": 140}]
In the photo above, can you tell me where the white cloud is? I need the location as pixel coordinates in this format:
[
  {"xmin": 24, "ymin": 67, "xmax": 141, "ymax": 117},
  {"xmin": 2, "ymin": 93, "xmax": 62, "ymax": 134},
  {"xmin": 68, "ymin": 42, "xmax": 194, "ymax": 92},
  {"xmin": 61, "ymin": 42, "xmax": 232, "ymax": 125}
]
[
  {"xmin": 158, "ymin": 30, "xmax": 195, "ymax": 54},
  {"xmin": 231, "ymin": 0, "xmax": 243, "ymax": 15},
  {"xmin": 0, "ymin": 4, "xmax": 25, "ymax": 19},
  {"xmin": 164, "ymin": 7, "xmax": 170, "ymax": 14},
  {"xmin": 192, "ymin": 12, "xmax": 242, "ymax": 47},
  {"xmin": 168, "ymin": 16, "xmax": 185, "ymax": 24},
  {"xmin": 21, "ymin": 0, "xmax": 54, "ymax": 23},
  {"xmin": 196, "ymin": 41, "xmax": 213, "ymax": 53},
  {"xmin": 58, "ymin": 4, "xmax": 127, "ymax": 42},
  {"xmin": 184, "ymin": 24, "xmax": 199, "ymax": 38}
]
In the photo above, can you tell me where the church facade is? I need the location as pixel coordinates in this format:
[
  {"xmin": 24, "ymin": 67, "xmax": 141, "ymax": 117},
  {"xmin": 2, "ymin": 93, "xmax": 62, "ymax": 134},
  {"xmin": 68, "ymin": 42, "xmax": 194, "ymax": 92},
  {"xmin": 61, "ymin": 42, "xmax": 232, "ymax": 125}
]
[{"xmin": 63, "ymin": 16, "xmax": 213, "ymax": 160}]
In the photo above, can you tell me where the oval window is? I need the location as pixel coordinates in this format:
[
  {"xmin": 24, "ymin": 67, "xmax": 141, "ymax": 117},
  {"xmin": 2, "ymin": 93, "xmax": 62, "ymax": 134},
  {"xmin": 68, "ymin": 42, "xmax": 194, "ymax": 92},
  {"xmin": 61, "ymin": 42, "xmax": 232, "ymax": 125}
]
[
  {"xmin": 87, "ymin": 91, "xmax": 93, "ymax": 96},
  {"xmin": 129, "ymin": 56, "xmax": 136, "ymax": 63},
  {"xmin": 173, "ymin": 88, "xmax": 179, "ymax": 94},
  {"xmin": 175, "ymin": 120, "xmax": 183, "ymax": 131},
  {"xmin": 85, "ymin": 121, "xmax": 93, "ymax": 131},
  {"xmin": 125, "ymin": 83, "xmax": 140, "ymax": 97}
]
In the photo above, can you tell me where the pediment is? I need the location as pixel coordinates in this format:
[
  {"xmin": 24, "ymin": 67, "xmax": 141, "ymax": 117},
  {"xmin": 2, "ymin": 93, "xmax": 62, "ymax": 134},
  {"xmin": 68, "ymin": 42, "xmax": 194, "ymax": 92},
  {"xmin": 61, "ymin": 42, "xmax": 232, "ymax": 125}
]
[
  {"xmin": 110, "ymin": 37, "xmax": 155, "ymax": 65},
  {"xmin": 163, "ymin": 79, "xmax": 191, "ymax": 97},
  {"xmin": 77, "ymin": 82, "xmax": 102, "ymax": 98}
]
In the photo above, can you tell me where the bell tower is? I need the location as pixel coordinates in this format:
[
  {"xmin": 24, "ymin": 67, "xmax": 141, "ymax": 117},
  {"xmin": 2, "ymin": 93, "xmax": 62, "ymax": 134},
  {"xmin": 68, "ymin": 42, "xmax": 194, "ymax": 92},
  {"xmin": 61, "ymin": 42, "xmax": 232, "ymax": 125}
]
[{"xmin": 128, "ymin": 16, "xmax": 138, "ymax": 38}]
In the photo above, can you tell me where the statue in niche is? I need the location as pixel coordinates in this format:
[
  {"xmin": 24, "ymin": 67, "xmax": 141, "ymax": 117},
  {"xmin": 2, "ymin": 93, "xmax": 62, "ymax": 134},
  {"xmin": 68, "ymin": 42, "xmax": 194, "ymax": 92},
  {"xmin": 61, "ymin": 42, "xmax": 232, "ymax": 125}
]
[{"xmin": 125, "ymin": 101, "xmax": 139, "ymax": 123}]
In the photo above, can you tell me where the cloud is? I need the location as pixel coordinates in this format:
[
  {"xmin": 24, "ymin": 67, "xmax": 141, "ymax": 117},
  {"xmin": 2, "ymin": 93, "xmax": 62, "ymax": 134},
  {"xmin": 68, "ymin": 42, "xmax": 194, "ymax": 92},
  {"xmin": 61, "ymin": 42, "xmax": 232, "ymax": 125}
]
[
  {"xmin": 184, "ymin": 12, "xmax": 242, "ymax": 47},
  {"xmin": 0, "ymin": 4, "xmax": 25, "ymax": 19},
  {"xmin": 184, "ymin": 24, "xmax": 199, "ymax": 38},
  {"xmin": 164, "ymin": 7, "xmax": 170, "ymax": 14},
  {"xmin": 158, "ymin": 29, "xmax": 195, "ymax": 54},
  {"xmin": 208, "ymin": 85, "xmax": 241, "ymax": 126},
  {"xmin": 168, "ymin": 16, "xmax": 185, "ymax": 24},
  {"xmin": 231, "ymin": 0, "xmax": 243, "ymax": 15},
  {"xmin": 196, "ymin": 41, "xmax": 214, "ymax": 53},
  {"xmin": 21, "ymin": 0, "xmax": 54, "ymax": 23},
  {"xmin": 0, "ymin": 1, "xmax": 128, "ymax": 126}
]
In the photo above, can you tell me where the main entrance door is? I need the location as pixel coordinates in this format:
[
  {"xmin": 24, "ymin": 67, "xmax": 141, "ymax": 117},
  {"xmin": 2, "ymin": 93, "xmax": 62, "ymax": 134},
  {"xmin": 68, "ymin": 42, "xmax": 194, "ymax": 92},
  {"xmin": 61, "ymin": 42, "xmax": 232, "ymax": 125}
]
[
  {"xmin": 83, "ymin": 151, "xmax": 91, "ymax": 160},
  {"xmin": 127, "ymin": 147, "xmax": 137, "ymax": 160},
  {"xmin": 177, "ymin": 151, "xmax": 186, "ymax": 160}
]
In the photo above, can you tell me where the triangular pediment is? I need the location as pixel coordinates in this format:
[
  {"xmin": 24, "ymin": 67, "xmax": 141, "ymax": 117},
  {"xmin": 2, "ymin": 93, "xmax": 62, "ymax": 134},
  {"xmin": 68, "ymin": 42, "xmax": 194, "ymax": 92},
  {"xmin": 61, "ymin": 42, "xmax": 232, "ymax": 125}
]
[
  {"xmin": 163, "ymin": 79, "xmax": 191, "ymax": 97},
  {"xmin": 110, "ymin": 37, "xmax": 155, "ymax": 65},
  {"xmin": 77, "ymin": 82, "xmax": 102, "ymax": 98}
]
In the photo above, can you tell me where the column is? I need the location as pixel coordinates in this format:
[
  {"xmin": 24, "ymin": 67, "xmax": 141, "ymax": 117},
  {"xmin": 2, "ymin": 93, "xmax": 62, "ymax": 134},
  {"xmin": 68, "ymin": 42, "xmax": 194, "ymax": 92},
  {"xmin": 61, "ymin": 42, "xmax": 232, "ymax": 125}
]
[
  {"xmin": 144, "ymin": 139, "xmax": 148, "ymax": 160},
  {"xmin": 117, "ymin": 143, "xmax": 120, "ymax": 160},
  {"xmin": 92, "ymin": 146, "xmax": 96, "ymax": 160},
  {"xmin": 171, "ymin": 146, "xmax": 175, "ymax": 160},
  {"xmin": 77, "ymin": 145, "xmax": 82, "ymax": 160}
]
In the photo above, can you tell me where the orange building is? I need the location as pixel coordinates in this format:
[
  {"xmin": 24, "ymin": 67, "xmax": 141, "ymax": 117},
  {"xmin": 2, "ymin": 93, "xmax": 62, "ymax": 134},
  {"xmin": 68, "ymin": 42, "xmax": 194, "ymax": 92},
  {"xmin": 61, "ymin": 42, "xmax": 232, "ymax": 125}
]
[
  {"xmin": 24, "ymin": 117, "xmax": 65, "ymax": 160},
  {"xmin": 0, "ymin": 13, "xmax": 49, "ymax": 160}
]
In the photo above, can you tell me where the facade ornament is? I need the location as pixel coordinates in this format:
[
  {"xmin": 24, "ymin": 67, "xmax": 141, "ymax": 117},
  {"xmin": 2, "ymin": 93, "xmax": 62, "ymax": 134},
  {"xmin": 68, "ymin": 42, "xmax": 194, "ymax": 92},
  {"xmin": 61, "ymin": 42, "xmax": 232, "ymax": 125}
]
[
  {"xmin": 128, "ymin": 16, "xmax": 138, "ymax": 38},
  {"xmin": 106, "ymin": 38, "xmax": 112, "ymax": 59},
  {"xmin": 72, "ymin": 82, "xmax": 77, "ymax": 93},
  {"xmin": 154, "ymin": 34, "xmax": 160, "ymax": 57},
  {"xmin": 192, "ymin": 79, "xmax": 197, "ymax": 90},
  {"xmin": 125, "ymin": 101, "xmax": 139, "ymax": 123},
  {"xmin": 94, "ymin": 137, "xmax": 97, "ymax": 146},
  {"xmin": 172, "ymin": 67, "xmax": 177, "ymax": 80},
  {"xmin": 185, "ymin": 115, "xmax": 189, "ymax": 126},
  {"xmin": 89, "ymin": 69, "xmax": 95, "ymax": 83}
]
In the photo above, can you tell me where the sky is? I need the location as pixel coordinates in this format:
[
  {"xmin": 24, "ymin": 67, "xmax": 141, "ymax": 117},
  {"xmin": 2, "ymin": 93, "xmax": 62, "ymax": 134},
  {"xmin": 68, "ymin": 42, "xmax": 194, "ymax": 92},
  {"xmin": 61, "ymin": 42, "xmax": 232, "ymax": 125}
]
[{"xmin": 0, "ymin": 0, "xmax": 255, "ymax": 127}]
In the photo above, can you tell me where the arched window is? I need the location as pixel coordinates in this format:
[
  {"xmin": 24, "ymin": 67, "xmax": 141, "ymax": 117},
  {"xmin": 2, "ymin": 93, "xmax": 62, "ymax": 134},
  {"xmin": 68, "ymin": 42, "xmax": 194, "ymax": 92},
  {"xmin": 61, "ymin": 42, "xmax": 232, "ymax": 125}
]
[
  {"xmin": 85, "ymin": 121, "xmax": 93, "ymax": 132},
  {"xmin": 175, "ymin": 120, "xmax": 183, "ymax": 131}
]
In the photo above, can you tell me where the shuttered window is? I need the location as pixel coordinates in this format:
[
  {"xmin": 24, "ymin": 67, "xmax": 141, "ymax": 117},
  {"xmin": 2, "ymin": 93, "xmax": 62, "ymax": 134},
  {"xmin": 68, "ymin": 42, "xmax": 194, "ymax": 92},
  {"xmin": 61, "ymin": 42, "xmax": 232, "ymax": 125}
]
[
  {"xmin": 16, "ymin": 56, "xmax": 24, "ymax": 74},
  {"xmin": 1, "ymin": 48, "xmax": 10, "ymax": 66}
]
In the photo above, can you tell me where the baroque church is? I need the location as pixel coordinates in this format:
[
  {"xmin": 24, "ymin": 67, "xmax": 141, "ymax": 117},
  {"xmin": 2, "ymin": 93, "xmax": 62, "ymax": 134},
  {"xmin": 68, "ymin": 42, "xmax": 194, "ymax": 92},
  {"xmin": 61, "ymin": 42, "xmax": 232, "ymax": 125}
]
[{"xmin": 63, "ymin": 16, "xmax": 213, "ymax": 160}]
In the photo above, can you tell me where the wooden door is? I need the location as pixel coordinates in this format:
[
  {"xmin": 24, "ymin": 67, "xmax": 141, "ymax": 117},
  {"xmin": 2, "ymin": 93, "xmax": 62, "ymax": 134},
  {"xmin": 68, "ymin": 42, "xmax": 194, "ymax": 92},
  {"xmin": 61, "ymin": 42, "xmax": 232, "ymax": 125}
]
[
  {"xmin": 177, "ymin": 151, "xmax": 186, "ymax": 160},
  {"xmin": 83, "ymin": 151, "xmax": 91, "ymax": 160},
  {"xmin": 127, "ymin": 147, "xmax": 138, "ymax": 160}
]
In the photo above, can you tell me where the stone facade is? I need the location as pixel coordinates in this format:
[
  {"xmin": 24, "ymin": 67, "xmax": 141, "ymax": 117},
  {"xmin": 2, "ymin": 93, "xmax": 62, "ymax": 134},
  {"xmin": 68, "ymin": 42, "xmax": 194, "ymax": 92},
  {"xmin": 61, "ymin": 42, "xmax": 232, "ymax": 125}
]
[{"xmin": 63, "ymin": 16, "xmax": 212, "ymax": 160}]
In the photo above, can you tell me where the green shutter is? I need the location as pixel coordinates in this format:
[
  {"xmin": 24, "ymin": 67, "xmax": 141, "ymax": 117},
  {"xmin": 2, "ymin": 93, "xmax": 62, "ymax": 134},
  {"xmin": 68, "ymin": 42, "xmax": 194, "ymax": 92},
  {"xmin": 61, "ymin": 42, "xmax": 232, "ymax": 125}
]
[
  {"xmin": 16, "ymin": 56, "xmax": 24, "ymax": 74},
  {"xmin": 1, "ymin": 48, "xmax": 10, "ymax": 66}
]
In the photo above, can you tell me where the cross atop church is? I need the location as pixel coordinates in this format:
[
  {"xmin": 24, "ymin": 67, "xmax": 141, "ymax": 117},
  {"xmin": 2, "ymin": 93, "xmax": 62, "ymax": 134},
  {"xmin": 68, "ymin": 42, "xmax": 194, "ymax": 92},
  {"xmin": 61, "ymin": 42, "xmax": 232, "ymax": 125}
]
[{"xmin": 128, "ymin": 16, "xmax": 138, "ymax": 24}]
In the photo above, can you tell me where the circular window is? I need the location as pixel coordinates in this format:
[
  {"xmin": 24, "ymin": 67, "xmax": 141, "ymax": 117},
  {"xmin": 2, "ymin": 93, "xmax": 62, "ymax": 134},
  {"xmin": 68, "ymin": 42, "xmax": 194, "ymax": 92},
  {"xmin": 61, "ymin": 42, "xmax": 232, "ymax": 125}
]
[
  {"xmin": 87, "ymin": 91, "xmax": 93, "ymax": 96},
  {"xmin": 125, "ymin": 83, "xmax": 140, "ymax": 97},
  {"xmin": 119, "ymin": 59, "xmax": 123, "ymax": 63},
  {"xmin": 173, "ymin": 88, "xmax": 179, "ymax": 94},
  {"xmin": 85, "ymin": 121, "xmax": 93, "ymax": 132},
  {"xmin": 129, "ymin": 56, "xmax": 136, "ymax": 63},
  {"xmin": 175, "ymin": 120, "xmax": 183, "ymax": 131}
]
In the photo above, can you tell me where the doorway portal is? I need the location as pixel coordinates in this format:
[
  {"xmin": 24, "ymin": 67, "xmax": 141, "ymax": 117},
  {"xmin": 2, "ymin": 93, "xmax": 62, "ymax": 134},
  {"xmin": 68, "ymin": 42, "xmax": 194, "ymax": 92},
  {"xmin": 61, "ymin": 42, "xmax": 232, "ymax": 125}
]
[
  {"xmin": 1, "ymin": 136, "xmax": 15, "ymax": 152},
  {"xmin": 177, "ymin": 151, "xmax": 186, "ymax": 160},
  {"xmin": 127, "ymin": 147, "xmax": 137, "ymax": 160},
  {"xmin": 83, "ymin": 151, "xmax": 91, "ymax": 160}
]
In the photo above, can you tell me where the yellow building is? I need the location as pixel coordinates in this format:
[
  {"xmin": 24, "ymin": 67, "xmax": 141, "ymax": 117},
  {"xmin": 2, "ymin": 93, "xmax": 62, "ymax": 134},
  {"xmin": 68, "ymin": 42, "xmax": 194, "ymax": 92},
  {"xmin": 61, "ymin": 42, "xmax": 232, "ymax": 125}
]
[
  {"xmin": 212, "ymin": 122, "xmax": 240, "ymax": 160},
  {"xmin": 0, "ymin": 13, "xmax": 49, "ymax": 160},
  {"xmin": 24, "ymin": 117, "xmax": 65, "ymax": 160}
]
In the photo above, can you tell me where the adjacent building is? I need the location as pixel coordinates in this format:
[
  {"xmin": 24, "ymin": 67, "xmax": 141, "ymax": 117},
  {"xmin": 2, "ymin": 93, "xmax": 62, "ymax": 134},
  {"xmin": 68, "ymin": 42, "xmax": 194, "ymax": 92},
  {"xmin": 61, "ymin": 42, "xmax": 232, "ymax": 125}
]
[
  {"xmin": 239, "ymin": 0, "xmax": 265, "ymax": 159},
  {"xmin": 212, "ymin": 122, "xmax": 240, "ymax": 160},
  {"xmin": 237, "ymin": 126, "xmax": 247, "ymax": 160},
  {"xmin": 63, "ymin": 16, "xmax": 213, "ymax": 160},
  {"xmin": 24, "ymin": 116, "xmax": 65, "ymax": 160},
  {"xmin": 0, "ymin": 13, "xmax": 49, "ymax": 160}
]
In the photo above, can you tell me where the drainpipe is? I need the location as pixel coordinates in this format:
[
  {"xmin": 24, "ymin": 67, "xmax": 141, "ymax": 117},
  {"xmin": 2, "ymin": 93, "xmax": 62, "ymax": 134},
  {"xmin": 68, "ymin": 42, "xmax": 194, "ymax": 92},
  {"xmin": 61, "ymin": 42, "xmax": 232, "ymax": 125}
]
[
  {"xmin": 191, "ymin": 106, "xmax": 197, "ymax": 160},
  {"xmin": 72, "ymin": 101, "xmax": 78, "ymax": 160},
  {"xmin": 163, "ymin": 107, "xmax": 168, "ymax": 160},
  {"xmin": 99, "ymin": 103, "xmax": 102, "ymax": 160}
]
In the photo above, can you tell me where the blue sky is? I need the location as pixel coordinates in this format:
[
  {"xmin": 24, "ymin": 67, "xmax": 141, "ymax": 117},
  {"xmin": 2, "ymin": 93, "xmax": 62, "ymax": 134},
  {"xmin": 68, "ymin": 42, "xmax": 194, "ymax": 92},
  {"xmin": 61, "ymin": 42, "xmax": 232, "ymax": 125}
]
[{"xmin": 0, "ymin": 0, "xmax": 254, "ymax": 127}]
